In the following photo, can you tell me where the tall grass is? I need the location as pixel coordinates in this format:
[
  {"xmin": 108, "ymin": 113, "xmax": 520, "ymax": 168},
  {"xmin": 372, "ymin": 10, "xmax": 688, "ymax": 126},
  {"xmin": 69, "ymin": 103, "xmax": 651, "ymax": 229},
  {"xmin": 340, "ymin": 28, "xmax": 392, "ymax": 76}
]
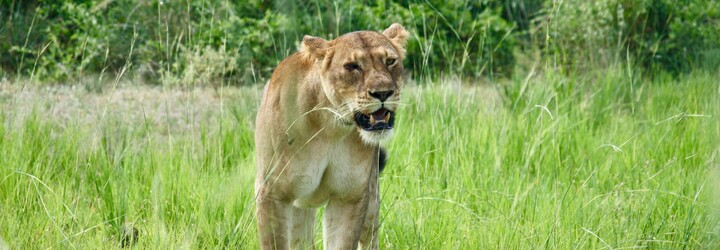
[{"xmin": 1, "ymin": 68, "xmax": 719, "ymax": 248}]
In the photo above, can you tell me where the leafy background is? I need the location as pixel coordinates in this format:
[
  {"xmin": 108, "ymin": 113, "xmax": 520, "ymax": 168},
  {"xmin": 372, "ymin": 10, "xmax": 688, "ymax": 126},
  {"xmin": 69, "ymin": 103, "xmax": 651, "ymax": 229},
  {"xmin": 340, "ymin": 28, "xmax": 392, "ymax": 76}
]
[{"xmin": 2, "ymin": 0, "xmax": 718, "ymax": 85}]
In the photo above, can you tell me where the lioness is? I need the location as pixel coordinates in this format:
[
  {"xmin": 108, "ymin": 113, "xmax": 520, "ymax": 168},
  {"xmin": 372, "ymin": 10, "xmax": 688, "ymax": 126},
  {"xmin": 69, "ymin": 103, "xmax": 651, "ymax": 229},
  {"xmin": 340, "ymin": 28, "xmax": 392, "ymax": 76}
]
[{"xmin": 254, "ymin": 23, "xmax": 409, "ymax": 249}]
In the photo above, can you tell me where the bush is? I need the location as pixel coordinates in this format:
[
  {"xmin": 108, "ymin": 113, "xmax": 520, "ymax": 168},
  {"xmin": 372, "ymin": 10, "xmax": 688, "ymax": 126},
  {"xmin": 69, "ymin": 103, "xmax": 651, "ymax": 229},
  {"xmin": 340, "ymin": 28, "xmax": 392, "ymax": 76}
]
[
  {"xmin": 252, "ymin": 1, "xmax": 519, "ymax": 79},
  {"xmin": 540, "ymin": 0, "xmax": 720, "ymax": 74},
  {"xmin": 402, "ymin": 1, "xmax": 518, "ymax": 78},
  {"xmin": 1, "ymin": 0, "xmax": 520, "ymax": 84},
  {"xmin": 1, "ymin": 0, "xmax": 718, "ymax": 84},
  {"xmin": 1, "ymin": 1, "xmax": 139, "ymax": 82}
]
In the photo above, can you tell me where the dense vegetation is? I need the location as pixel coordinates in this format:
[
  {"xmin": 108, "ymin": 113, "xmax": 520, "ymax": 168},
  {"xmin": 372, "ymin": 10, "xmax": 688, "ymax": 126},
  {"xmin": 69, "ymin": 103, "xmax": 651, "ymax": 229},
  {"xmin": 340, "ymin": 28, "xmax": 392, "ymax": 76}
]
[{"xmin": 2, "ymin": 0, "xmax": 719, "ymax": 85}]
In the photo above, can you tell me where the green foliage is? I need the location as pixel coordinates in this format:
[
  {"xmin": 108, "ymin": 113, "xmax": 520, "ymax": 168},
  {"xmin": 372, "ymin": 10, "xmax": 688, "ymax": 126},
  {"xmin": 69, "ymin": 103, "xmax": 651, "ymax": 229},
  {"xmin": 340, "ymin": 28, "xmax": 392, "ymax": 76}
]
[
  {"xmin": 1, "ymin": 1, "xmax": 138, "ymax": 81},
  {"xmin": 1, "ymin": 0, "xmax": 519, "ymax": 84},
  {"xmin": 1, "ymin": 0, "xmax": 719, "ymax": 84},
  {"xmin": 402, "ymin": 1, "xmax": 518, "ymax": 78},
  {"xmin": 542, "ymin": 0, "xmax": 720, "ymax": 74}
]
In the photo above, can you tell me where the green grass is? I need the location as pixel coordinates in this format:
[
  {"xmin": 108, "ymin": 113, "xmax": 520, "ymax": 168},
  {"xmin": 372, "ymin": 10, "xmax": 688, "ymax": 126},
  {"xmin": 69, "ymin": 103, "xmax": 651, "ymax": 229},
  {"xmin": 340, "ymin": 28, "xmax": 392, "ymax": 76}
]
[{"xmin": 1, "ymin": 69, "xmax": 719, "ymax": 248}]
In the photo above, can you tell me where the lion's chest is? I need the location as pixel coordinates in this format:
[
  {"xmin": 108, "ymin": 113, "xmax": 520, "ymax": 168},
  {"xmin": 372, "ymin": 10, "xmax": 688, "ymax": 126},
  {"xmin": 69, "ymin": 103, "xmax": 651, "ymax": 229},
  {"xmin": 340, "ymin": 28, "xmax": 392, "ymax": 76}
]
[{"xmin": 289, "ymin": 141, "xmax": 372, "ymax": 208}]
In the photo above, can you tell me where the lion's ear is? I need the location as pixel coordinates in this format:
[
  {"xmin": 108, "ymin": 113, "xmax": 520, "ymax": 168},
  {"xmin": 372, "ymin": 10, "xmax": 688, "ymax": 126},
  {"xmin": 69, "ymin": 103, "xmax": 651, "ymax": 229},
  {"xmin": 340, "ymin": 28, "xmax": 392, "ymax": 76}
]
[
  {"xmin": 301, "ymin": 35, "xmax": 328, "ymax": 59},
  {"xmin": 382, "ymin": 23, "xmax": 410, "ymax": 57}
]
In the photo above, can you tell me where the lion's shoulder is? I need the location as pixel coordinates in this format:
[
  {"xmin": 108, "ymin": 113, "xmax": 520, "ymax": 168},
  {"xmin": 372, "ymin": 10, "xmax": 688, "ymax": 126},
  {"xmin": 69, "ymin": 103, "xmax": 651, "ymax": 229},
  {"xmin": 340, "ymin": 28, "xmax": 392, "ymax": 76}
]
[{"xmin": 267, "ymin": 52, "xmax": 313, "ymax": 91}]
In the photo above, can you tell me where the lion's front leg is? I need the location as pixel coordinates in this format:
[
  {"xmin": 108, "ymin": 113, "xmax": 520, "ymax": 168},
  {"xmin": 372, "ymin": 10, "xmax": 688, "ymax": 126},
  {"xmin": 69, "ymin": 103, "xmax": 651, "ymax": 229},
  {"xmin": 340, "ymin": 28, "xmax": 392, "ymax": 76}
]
[
  {"xmin": 359, "ymin": 162, "xmax": 380, "ymax": 250},
  {"xmin": 256, "ymin": 189, "xmax": 291, "ymax": 250},
  {"xmin": 322, "ymin": 195, "xmax": 369, "ymax": 249},
  {"xmin": 289, "ymin": 207, "xmax": 316, "ymax": 249}
]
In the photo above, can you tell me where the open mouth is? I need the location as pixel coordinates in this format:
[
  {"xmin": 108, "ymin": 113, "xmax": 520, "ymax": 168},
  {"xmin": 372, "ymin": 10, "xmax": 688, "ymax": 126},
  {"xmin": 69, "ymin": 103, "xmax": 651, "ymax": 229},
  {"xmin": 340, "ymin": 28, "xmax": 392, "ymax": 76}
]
[{"xmin": 354, "ymin": 108, "xmax": 395, "ymax": 131}]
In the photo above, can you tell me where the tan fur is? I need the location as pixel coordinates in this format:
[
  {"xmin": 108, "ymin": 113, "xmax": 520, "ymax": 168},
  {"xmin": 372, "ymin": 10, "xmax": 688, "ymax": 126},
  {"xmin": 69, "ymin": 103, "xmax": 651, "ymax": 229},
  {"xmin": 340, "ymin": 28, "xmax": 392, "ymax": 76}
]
[{"xmin": 254, "ymin": 24, "xmax": 409, "ymax": 249}]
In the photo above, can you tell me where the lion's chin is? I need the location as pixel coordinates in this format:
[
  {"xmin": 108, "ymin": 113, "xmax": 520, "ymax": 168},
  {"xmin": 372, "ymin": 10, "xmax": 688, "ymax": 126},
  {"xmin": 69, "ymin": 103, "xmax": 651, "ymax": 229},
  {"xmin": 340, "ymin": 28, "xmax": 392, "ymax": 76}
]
[{"xmin": 358, "ymin": 129, "xmax": 394, "ymax": 145}]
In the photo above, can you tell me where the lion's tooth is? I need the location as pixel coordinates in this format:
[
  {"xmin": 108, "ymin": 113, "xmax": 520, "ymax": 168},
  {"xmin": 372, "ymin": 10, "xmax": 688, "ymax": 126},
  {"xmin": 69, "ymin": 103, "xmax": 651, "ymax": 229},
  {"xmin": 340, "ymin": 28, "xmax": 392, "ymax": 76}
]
[
  {"xmin": 385, "ymin": 112, "xmax": 391, "ymax": 121},
  {"xmin": 369, "ymin": 115, "xmax": 375, "ymax": 125}
]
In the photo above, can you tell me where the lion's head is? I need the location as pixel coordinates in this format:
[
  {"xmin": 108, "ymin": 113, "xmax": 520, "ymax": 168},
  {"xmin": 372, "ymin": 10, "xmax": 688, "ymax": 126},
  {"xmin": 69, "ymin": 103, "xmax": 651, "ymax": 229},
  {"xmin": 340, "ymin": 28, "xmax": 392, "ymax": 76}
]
[{"xmin": 301, "ymin": 23, "xmax": 409, "ymax": 144}]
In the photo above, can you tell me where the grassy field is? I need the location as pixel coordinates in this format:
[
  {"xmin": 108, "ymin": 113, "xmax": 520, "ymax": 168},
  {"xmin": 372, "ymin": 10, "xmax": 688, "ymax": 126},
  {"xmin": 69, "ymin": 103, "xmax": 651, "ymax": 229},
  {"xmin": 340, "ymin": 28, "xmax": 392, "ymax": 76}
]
[{"xmin": 1, "ymin": 68, "xmax": 719, "ymax": 248}]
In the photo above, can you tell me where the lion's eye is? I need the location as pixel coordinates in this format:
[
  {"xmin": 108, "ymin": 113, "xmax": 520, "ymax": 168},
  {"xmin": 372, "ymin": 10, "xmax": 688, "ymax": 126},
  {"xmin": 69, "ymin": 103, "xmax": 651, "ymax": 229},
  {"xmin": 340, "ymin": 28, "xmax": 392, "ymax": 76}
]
[
  {"xmin": 386, "ymin": 59, "xmax": 396, "ymax": 66},
  {"xmin": 344, "ymin": 63, "xmax": 360, "ymax": 71}
]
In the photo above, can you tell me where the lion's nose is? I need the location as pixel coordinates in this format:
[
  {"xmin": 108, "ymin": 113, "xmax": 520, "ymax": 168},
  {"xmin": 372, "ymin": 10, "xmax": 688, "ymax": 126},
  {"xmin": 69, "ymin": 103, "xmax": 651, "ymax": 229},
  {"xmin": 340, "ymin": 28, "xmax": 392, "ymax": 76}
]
[{"xmin": 369, "ymin": 90, "xmax": 394, "ymax": 102}]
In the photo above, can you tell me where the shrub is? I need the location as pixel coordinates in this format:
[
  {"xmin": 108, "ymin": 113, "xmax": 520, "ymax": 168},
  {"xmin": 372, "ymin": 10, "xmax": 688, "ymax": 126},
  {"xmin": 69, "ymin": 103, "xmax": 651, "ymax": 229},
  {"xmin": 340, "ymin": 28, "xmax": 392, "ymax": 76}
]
[
  {"xmin": 1, "ymin": 0, "xmax": 520, "ymax": 84},
  {"xmin": 2, "ymin": 0, "xmax": 718, "ymax": 84},
  {"xmin": 540, "ymin": 0, "xmax": 720, "ymax": 74},
  {"xmin": 274, "ymin": 1, "xmax": 518, "ymax": 79}
]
